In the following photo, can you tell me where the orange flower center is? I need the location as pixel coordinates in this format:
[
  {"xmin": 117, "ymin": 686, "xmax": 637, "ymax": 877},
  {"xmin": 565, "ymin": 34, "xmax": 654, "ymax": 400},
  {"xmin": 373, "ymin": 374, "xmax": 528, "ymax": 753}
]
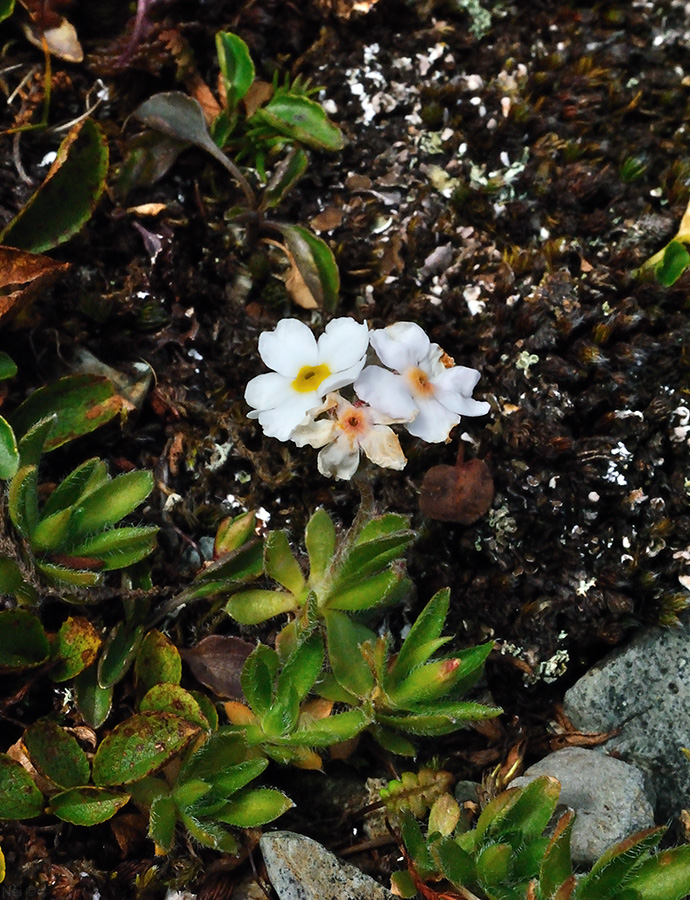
[
  {"xmin": 292, "ymin": 363, "xmax": 331, "ymax": 393},
  {"xmin": 408, "ymin": 366, "xmax": 435, "ymax": 396},
  {"xmin": 337, "ymin": 407, "xmax": 368, "ymax": 443}
]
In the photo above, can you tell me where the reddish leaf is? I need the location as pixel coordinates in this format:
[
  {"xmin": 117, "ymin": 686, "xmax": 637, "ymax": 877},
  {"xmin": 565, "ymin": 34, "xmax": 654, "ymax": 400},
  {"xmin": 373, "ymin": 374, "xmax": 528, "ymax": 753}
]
[{"xmin": 419, "ymin": 454, "xmax": 494, "ymax": 525}]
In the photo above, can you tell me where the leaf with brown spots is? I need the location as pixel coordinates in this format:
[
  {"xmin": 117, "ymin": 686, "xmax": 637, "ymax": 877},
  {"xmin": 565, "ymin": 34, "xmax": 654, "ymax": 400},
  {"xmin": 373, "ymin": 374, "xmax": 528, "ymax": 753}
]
[{"xmin": 0, "ymin": 246, "xmax": 70, "ymax": 326}]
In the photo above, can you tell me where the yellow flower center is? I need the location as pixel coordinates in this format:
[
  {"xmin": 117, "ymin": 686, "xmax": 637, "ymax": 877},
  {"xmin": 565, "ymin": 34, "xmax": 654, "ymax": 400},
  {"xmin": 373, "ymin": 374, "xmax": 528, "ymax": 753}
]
[
  {"xmin": 292, "ymin": 363, "xmax": 331, "ymax": 393},
  {"xmin": 408, "ymin": 366, "xmax": 435, "ymax": 397}
]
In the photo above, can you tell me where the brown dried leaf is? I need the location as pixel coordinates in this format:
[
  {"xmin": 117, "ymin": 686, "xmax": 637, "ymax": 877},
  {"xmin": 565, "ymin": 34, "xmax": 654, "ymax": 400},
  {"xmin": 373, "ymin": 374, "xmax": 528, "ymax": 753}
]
[
  {"xmin": 310, "ymin": 207, "xmax": 343, "ymax": 233},
  {"xmin": 186, "ymin": 73, "xmax": 222, "ymax": 124},
  {"xmin": 243, "ymin": 80, "xmax": 273, "ymax": 119},
  {"xmin": 0, "ymin": 246, "xmax": 70, "ymax": 326},
  {"xmin": 181, "ymin": 635, "xmax": 255, "ymax": 699},
  {"xmin": 419, "ymin": 456, "xmax": 494, "ymax": 524}
]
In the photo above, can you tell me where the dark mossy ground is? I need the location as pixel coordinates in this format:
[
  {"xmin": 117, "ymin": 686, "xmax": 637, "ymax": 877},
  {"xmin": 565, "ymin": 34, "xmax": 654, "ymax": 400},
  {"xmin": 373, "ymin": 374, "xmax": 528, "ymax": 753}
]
[{"xmin": 1, "ymin": 1, "xmax": 690, "ymax": 897}]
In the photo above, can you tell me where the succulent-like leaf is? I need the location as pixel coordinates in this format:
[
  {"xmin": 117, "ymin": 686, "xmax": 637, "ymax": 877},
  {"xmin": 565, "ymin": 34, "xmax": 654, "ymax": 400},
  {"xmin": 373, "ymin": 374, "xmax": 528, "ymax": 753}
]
[
  {"xmin": 41, "ymin": 458, "xmax": 108, "ymax": 519},
  {"xmin": 0, "ymin": 754, "xmax": 44, "ymax": 819},
  {"xmin": 206, "ymin": 758, "xmax": 268, "ymax": 798},
  {"xmin": 0, "ymin": 609, "xmax": 49, "ymax": 671},
  {"xmin": 49, "ymin": 787, "xmax": 129, "ymax": 826},
  {"xmin": 264, "ymin": 529, "xmax": 305, "ymax": 595},
  {"xmin": 69, "ymin": 470, "xmax": 153, "ymax": 539},
  {"xmin": 432, "ymin": 835, "xmax": 477, "ymax": 889},
  {"xmin": 8, "ymin": 464, "xmax": 39, "ymax": 538},
  {"xmin": 134, "ymin": 629, "xmax": 182, "ymax": 693},
  {"xmin": 576, "ymin": 827, "xmax": 665, "ymax": 900},
  {"xmin": 215, "ymin": 787, "xmax": 293, "ymax": 827},
  {"xmin": 275, "ymin": 632, "xmax": 324, "ymax": 704},
  {"xmin": 655, "ymin": 240, "xmax": 690, "ymax": 286},
  {"xmin": 31, "ymin": 507, "xmax": 73, "ymax": 553},
  {"xmin": 400, "ymin": 810, "xmax": 435, "ymax": 878},
  {"xmin": 262, "ymin": 685, "xmax": 300, "ymax": 738},
  {"xmin": 178, "ymin": 730, "xmax": 249, "ymax": 784},
  {"xmin": 226, "ymin": 588, "xmax": 298, "ymax": 624},
  {"xmin": 487, "ymin": 775, "xmax": 561, "ymax": 846},
  {"xmin": 392, "ymin": 589, "xmax": 450, "ymax": 682},
  {"xmin": 388, "ymin": 657, "xmax": 465, "ymax": 708},
  {"xmin": 179, "ymin": 811, "xmax": 238, "ymax": 853},
  {"xmin": 214, "ymin": 510, "xmax": 256, "ymax": 556},
  {"xmin": 305, "ymin": 506, "xmax": 336, "ymax": 582},
  {"xmin": 377, "ymin": 700, "xmax": 501, "ymax": 736},
  {"xmin": 476, "ymin": 841, "xmax": 512, "ymax": 886},
  {"xmin": 24, "ymin": 721, "xmax": 90, "ymax": 789},
  {"xmin": 35, "ymin": 560, "xmax": 102, "ymax": 587},
  {"xmin": 67, "ymin": 526, "xmax": 158, "ymax": 570},
  {"xmin": 241, "ymin": 644, "xmax": 280, "ymax": 717},
  {"xmin": 16, "ymin": 415, "xmax": 55, "ymax": 468},
  {"xmin": 271, "ymin": 708, "xmax": 369, "ymax": 746},
  {"xmin": 0, "ymin": 118, "xmax": 108, "ymax": 253},
  {"xmin": 326, "ymin": 569, "xmax": 409, "ymax": 612},
  {"xmin": 216, "ymin": 31, "xmax": 255, "ymax": 106},
  {"xmin": 51, "ymin": 616, "xmax": 102, "ymax": 682},
  {"xmin": 92, "ymin": 713, "xmax": 200, "ymax": 786}
]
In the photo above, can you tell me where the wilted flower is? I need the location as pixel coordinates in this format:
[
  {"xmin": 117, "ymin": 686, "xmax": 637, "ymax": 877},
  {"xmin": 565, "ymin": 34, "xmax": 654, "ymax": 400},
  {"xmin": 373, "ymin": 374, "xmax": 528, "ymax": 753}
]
[
  {"xmin": 354, "ymin": 321, "xmax": 489, "ymax": 443},
  {"xmin": 245, "ymin": 318, "xmax": 369, "ymax": 441},
  {"xmin": 291, "ymin": 392, "xmax": 407, "ymax": 480}
]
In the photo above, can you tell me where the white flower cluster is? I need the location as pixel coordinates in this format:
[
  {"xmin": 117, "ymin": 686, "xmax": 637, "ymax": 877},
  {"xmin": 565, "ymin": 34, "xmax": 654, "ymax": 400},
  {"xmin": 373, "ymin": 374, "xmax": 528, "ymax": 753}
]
[{"xmin": 245, "ymin": 318, "xmax": 490, "ymax": 481}]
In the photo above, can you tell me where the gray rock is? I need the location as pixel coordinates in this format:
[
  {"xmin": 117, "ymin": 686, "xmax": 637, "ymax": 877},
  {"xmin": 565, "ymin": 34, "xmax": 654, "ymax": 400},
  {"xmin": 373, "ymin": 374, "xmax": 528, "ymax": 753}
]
[
  {"xmin": 260, "ymin": 831, "xmax": 396, "ymax": 900},
  {"xmin": 564, "ymin": 615, "xmax": 690, "ymax": 821},
  {"xmin": 511, "ymin": 747, "xmax": 655, "ymax": 864}
]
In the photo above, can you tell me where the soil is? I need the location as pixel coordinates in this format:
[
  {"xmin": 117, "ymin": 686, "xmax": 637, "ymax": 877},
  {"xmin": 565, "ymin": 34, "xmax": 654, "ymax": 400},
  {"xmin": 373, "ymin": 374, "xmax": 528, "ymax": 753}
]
[{"xmin": 1, "ymin": 1, "xmax": 690, "ymax": 897}]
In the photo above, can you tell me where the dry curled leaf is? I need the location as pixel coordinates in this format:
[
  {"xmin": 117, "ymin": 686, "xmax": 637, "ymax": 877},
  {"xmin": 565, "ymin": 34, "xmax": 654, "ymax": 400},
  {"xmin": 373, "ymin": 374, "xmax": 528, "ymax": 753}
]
[
  {"xmin": 181, "ymin": 634, "xmax": 255, "ymax": 699},
  {"xmin": 0, "ymin": 246, "xmax": 70, "ymax": 326},
  {"xmin": 419, "ymin": 450, "xmax": 494, "ymax": 524}
]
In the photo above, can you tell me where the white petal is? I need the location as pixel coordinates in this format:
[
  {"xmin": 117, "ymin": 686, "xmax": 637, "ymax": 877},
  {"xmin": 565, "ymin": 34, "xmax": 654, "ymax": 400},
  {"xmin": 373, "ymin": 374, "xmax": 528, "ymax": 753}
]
[
  {"xmin": 370, "ymin": 321, "xmax": 430, "ymax": 372},
  {"xmin": 354, "ymin": 366, "xmax": 418, "ymax": 421},
  {"xmin": 317, "ymin": 318, "xmax": 369, "ymax": 372},
  {"xmin": 434, "ymin": 364, "xmax": 481, "ymax": 395},
  {"xmin": 360, "ymin": 425, "xmax": 407, "ymax": 470},
  {"xmin": 256, "ymin": 392, "xmax": 319, "ymax": 441},
  {"xmin": 244, "ymin": 372, "xmax": 294, "ymax": 411},
  {"xmin": 320, "ymin": 356, "xmax": 367, "ymax": 394},
  {"xmin": 291, "ymin": 418, "xmax": 336, "ymax": 449},
  {"xmin": 317, "ymin": 437, "xmax": 361, "ymax": 480},
  {"xmin": 435, "ymin": 388, "xmax": 490, "ymax": 417},
  {"xmin": 258, "ymin": 319, "xmax": 318, "ymax": 376},
  {"xmin": 405, "ymin": 396, "xmax": 460, "ymax": 442}
]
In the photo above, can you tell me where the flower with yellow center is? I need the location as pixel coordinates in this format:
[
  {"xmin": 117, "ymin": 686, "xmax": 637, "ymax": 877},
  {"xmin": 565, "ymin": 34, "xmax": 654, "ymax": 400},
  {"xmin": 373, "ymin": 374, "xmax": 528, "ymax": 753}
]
[
  {"xmin": 245, "ymin": 318, "xmax": 369, "ymax": 441},
  {"xmin": 291, "ymin": 393, "xmax": 407, "ymax": 480},
  {"xmin": 354, "ymin": 321, "xmax": 490, "ymax": 443}
]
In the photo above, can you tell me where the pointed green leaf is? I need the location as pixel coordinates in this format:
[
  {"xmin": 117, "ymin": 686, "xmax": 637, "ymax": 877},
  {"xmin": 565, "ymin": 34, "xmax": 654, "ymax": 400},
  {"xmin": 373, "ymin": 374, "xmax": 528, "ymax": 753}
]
[
  {"xmin": 262, "ymin": 147, "xmax": 309, "ymax": 210},
  {"xmin": 262, "ymin": 685, "xmax": 300, "ymax": 738},
  {"xmin": 336, "ymin": 532, "xmax": 415, "ymax": 585},
  {"xmin": 276, "ymin": 632, "xmax": 324, "ymax": 704},
  {"xmin": 8, "ymin": 464, "xmax": 38, "ymax": 537},
  {"xmin": 327, "ymin": 570, "xmax": 407, "ymax": 612},
  {"xmin": 356, "ymin": 513, "xmax": 411, "ymax": 544},
  {"xmin": 388, "ymin": 657, "xmax": 465, "ymax": 708},
  {"xmin": 30, "ymin": 507, "xmax": 73, "ymax": 553},
  {"xmin": 24, "ymin": 720, "xmax": 90, "ymax": 788},
  {"xmin": 226, "ymin": 588, "xmax": 298, "ymax": 624},
  {"xmin": 35, "ymin": 560, "xmax": 102, "ymax": 587},
  {"xmin": 51, "ymin": 615, "xmax": 102, "ymax": 682},
  {"xmin": 149, "ymin": 793, "xmax": 178, "ymax": 852},
  {"xmin": 206, "ymin": 759, "xmax": 268, "ymax": 798},
  {"xmin": 0, "ymin": 416, "xmax": 18, "ymax": 480},
  {"xmin": 476, "ymin": 842, "xmax": 512, "ymax": 885},
  {"xmin": 49, "ymin": 787, "xmax": 129, "ymax": 826},
  {"xmin": 368, "ymin": 725, "xmax": 417, "ymax": 756},
  {"xmin": 264, "ymin": 530, "xmax": 305, "ymax": 595},
  {"xmin": 214, "ymin": 510, "xmax": 256, "ymax": 556},
  {"xmin": 432, "ymin": 835, "xmax": 477, "ymax": 889},
  {"xmin": 179, "ymin": 811, "xmax": 238, "ymax": 853},
  {"xmin": 178, "ymin": 730, "xmax": 249, "ymax": 783},
  {"xmin": 655, "ymin": 240, "xmax": 690, "ymax": 286},
  {"xmin": 0, "ymin": 352, "xmax": 17, "ymax": 380},
  {"xmin": 487, "ymin": 775, "xmax": 561, "ymax": 844},
  {"xmin": 215, "ymin": 787, "xmax": 293, "ymax": 827},
  {"xmin": 173, "ymin": 778, "xmax": 212, "ymax": 811},
  {"xmin": 1, "ymin": 118, "xmax": 108, "ymax": 253},
  {"xmin": 0, "ymin": 754, "xmax": 44, "ymax": 819},
  {"xmin": 216, "ymin": 31, "xmax": 255, "ymax": 106},
  {"xmin": 540, "ymin": 809, "xmax": 575, "ymax": 897},
  {"xmin": 0, "ymin": 609, "xmax": 49, "ymax": 671},
  {"xmin": 273, "ymin": 708, "xmax": 369, "ymax": 746},
  {"xmin": 67, "ymin": 526, "xmax": 158, "ymax": 570},
  {"xmin": 392, "ymin": 589, "xmax": 450, "ymax": 682},
  {"xmin": 92, "ymin": 712, "xmax": 200, "ymax": 786},
  {"xmin": 400, "ymin": 811, "xmax": 435, "ymax": 877},
  {"xmin": 69, "ymin": 470, "xmax": 153, "ymax": 539},
  {"xmin": 377, "ymin": 700, "xmax": 501, "ymax": 736},
  {"xmin": 577, "ymin": 827, "xmax": 665, "ymax": 900},
  {"xmin": 16, "ymin": 415, "xmax": 55, "ymax": 468},
  {"xmin": 305, "ymin": 507, "xmax": 336, "ymax": 582},
  {"xmin": 42, "ymin": 458, "xmax": 108, "ymax": 518},
  {"xmin": 325, "ymin": 610, "xmax": 375, "ymax": 699}
]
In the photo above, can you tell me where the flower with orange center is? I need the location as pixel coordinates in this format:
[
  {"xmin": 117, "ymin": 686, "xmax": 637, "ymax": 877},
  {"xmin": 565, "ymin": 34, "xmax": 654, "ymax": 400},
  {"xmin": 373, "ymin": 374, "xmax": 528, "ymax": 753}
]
[
  {"xmin": 291, "ymin": 393, "xmax": 407, "ymax": 480},
  {"xmin": 354, "ymin": 321, "xmax": 490, "ymax": 443},
  {"xmin": 245, "ymin": 318, "xmax": 369, "ymax": 441}
]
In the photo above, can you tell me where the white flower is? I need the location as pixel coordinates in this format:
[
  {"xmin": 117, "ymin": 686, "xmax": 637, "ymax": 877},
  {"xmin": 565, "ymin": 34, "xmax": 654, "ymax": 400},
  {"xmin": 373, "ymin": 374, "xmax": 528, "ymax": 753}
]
[
  {"xmin": 291, "ymin": 392, "xmax": 407, "ymax": 480},
  {"xmin": 354, "ymin": 321, "xmax": 490, "ymax": 443},
  {"xmin": 245, "ymin": 318, "xmax": 369, "ymax": 441}
]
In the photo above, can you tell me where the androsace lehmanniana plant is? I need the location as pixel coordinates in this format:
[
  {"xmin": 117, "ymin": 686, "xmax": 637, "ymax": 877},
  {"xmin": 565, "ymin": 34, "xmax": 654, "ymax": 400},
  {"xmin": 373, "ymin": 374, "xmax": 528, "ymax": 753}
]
[
  {"xmin": 388, "ymin": 774, "xmax": 690, "ymax": 900},
  {"xmin": 245, "ymin": 317, "xmax": 490, "ymax": 479}
]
